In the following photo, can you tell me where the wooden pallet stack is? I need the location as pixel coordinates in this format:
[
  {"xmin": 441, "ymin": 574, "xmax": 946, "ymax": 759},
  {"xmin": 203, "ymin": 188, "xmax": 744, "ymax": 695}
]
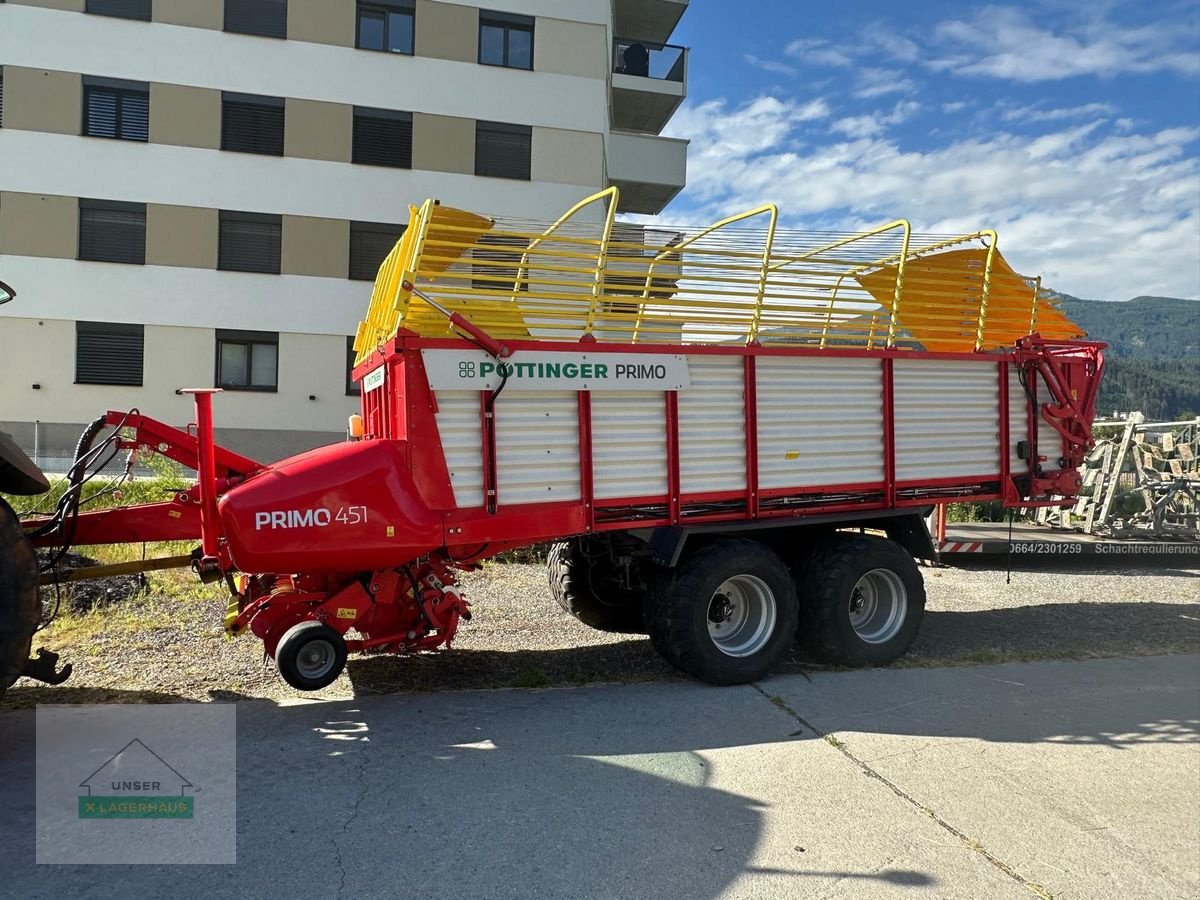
[{"xmin": 1034, "ymin": 414, "xmax": 1199, "ymax": 539}]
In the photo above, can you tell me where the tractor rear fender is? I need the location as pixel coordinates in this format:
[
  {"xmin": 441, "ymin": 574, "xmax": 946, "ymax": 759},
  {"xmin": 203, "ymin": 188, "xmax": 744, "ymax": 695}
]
[{"xmin": 0, "ymin": 430, "xmax": 50, "ymax": 496}]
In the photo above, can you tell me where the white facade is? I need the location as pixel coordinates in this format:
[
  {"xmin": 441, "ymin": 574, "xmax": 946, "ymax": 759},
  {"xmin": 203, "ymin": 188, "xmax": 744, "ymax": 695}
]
[{"xmin": 0, "ymin": 0, "xmax": 689, "ymax": 464}]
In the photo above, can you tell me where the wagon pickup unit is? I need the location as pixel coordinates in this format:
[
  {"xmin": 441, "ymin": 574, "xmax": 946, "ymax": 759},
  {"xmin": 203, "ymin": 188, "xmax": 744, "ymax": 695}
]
[{"xmin": 1, "ymin": 188, "xmax": 1104, "ymax": 693}]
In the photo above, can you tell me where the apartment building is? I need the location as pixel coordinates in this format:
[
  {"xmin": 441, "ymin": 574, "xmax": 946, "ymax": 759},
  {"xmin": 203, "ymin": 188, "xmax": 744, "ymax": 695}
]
[{"xmin": 0, "ymin": 0, "xmax": 689, "ymax": 463}]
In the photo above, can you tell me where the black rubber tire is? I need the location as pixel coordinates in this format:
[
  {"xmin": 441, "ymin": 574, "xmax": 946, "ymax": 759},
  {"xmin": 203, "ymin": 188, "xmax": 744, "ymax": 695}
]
[
  {"xmin": 643, "ymin": 539, "xmax": 799, "ymax": 686},
  {"xmin": 0, "ymin": 498, "xmax": 41, "ymax": 696},
  {"xmin": 796, "ymin": 534, "xmax": 925, "ymax": 667},
  {"xmin": 547, "ymin": 539, "xmax": 645, "ymax": 633},
  {"xmin": 275, "ymin": 621, "xmax": 348, "ymax": 691}
]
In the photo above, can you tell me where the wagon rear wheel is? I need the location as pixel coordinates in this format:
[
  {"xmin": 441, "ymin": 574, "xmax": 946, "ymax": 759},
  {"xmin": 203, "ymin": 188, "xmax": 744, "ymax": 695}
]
[
  {"xmin": 548, "ymin": 538, "xmax": 646, "ymax": 634},
  {"xmin": 643, "ymin": 539, "xmax": 798, "ymax": 685},
  {"xmin": 0, "ymin": 498, "xmax": 42, "ymax": 696},
  {"xmin": 796, "ymin": 534, "xmax": 925, "ymax": 667}
]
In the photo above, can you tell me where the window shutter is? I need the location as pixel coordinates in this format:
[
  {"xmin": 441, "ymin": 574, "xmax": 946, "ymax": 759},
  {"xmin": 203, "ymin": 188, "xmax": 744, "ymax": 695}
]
[
  {"xmin": 119, "ymin": 91, "xmax": 149, "ymax": 140},
  {"xmin": 475, "ymin": 122, "xmax": 532, "ymax": 180},
  {"xmin": 222, "ymin": 94, "xmax": 285, "ymax": 155},
  {"xmin": 76, "ymin": 322, "xmax": 144, "ymax": 386},
  {"xmin": 473, "ymin": 234, "xmax": 529, "ymax": 291},
  {"xmin": 225, "ymin": 0, "xmax": 287, "ymax": 38},
  {"xmin": 1, "ymin": 69, "xmax": 5, "ymax": 128},
  {"xmin": 78, "ymin": 200, "xmax": 146, "ymax": 264},
  {"xmin": 352, "ymin": 109, "xmax": 412, "ymax": 168},
  {"xmin": 86, "ymin": 0, "xmax": 152, "ymax": 20},
  {"xmin": 219, "ymin": 212, "xmax": 282, "ymax": 273},
  {"xmin": 349, "ymin": 221, "xmax": 406, "ymax": 280}
]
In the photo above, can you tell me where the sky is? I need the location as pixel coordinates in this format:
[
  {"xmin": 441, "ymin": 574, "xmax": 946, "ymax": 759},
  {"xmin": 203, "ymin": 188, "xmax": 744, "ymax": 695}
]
[{"xmin": 660, "ymin": 0, "xmax": 1200, "ymax": 302}]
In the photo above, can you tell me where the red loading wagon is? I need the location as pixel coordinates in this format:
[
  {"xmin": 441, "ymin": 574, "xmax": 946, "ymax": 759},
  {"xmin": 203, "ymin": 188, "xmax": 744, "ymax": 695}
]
[{"xmin": 0, "ymin": 190, "xmax": 1104, "ymax": 693}]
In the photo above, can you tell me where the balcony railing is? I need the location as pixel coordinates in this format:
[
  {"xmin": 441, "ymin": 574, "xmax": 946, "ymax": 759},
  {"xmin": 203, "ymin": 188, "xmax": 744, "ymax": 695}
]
[{"xmin": 612, "ymin": 37, "xmax": 687, "ymax": 83}]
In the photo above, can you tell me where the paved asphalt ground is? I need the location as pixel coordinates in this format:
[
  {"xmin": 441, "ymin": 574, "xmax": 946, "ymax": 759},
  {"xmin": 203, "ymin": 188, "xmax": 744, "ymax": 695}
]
[{"xmin": 2, "ymin": 653, "xmax": 1197, "ymax": 899}]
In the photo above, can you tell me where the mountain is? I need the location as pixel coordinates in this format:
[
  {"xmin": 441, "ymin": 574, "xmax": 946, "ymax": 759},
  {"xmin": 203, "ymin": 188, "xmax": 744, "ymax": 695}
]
[{"xmin": 1047, "ymin": 293, "xmax": 1199, "ymax": 420}]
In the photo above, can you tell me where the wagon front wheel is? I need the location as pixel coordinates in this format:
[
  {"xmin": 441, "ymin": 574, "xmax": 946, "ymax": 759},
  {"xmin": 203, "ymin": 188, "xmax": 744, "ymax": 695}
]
[
  {"xmin": 275, "ymin": 621, "xmax": 347, "ymax": 691},
  {"xmin": 644, "ymin": 539, "xmax": 798, "ymax": 685}
]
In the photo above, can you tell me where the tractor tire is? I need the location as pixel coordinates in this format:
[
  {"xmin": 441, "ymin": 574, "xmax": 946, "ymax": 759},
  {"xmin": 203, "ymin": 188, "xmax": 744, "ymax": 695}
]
[
  {"xmin": 796, "ymin": 534, "xmax": 925, "ymax": 667},
  {"xmin": 0, "ymin": 498, "xmax": 41, "ymax": 696},
  {"xmin": 547, "ymin": 539, "xmax": 645, "ymax": 634},
  {"xmin": 275, "ymin": 621, "xmax": 348, "ymax": 691},
  {"xmin": 643, "ymin": 539, "xmax": 798, "ymax": 685}
]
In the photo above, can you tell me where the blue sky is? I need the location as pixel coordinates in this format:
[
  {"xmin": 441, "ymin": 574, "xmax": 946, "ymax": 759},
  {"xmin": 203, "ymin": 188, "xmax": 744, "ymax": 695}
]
[{"xmin": 660, "ymin": 0, "xmax": 1200, "ymax": 301}]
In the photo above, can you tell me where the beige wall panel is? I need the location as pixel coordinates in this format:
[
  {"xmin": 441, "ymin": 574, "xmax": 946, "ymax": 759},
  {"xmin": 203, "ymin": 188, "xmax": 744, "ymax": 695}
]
[
  {"xmin": 8, "ymin": 0, "xmax": 84, "ymax": 11},
  {"xmin": 284, "ymin": 98, "xmax": 353, "ymax": 162},
  {"xmin": 153, "ymin": 0, "xmax": 222, "ymax": 29},
  {"xmin": 531, "ymin": 127, "xmax": 604, "ymax": 186},
  {"xmin": 146, "ymin": 205, "xmax": 218, "ymax": 269},
  {"xmin": 534, "ymin": 19, "xmax": 608, "ymax": 79},
  {"xmin": 287, "ymin": 0, "xmax": 355, "ymax": 46},
  {"xmin": 415, "ymin": 0, "xmax": 477, "ymax": 62},
  {"xmin": 282, "ymin": 216, "xmax": 349, "ymax": 278},
  {"xmin": 0, "ymin": 192, "xmax": 77, "ymax": 259},
  {"xmin": 149, "ymin": 83, "xmax": 221, "ymax": 149},
  {"xmin": 411, "ymin": 113, "xmax": 475, "ymax": 174},
  {"xmin": 1, "ymin": 67, "xmax": 80, "ymax": 135}
]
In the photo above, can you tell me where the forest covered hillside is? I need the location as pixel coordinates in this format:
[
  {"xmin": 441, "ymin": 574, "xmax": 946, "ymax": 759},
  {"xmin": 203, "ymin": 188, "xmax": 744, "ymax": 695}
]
[{"xmin": 1049, "ymin": 294, "xmax": 1198, "ymax": 420}]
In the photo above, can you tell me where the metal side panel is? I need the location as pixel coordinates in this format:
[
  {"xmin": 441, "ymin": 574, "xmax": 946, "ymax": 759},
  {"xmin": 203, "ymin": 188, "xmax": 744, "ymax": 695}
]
[
  {"xmin": 494, "ymin": 390, "xmax": 581, "ymax": 506},
  {"xmin": 1008, "ymin": 368, "xmax": 1028, "ymax": 471},
  {"xmin": 677, "ymin": 355, "xmax": 746, "ymax": 494},
  {"xmin": 756, "ymin": 356, "xmax": 884, "ymax": 489},
  {"xmin": 1037, "ymin": 370, "xmax": 1067, "ymax": 470},
  {"xmin": 894, "ymin": 360, "xmax": 1000, "ymax": 480},
  {"xmin": 591, "ymin": 391, "xmax": 668, "ymax": 499},
  {"xmin": 434, "ymin": 390, "xmax": 484, "ymax": 508}
]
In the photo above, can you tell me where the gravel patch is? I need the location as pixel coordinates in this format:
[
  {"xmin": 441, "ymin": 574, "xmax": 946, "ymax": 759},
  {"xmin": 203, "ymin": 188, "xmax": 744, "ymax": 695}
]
[{"xmin": 4, "ymin": 558, "xmax": 1197, "ymax": 708}]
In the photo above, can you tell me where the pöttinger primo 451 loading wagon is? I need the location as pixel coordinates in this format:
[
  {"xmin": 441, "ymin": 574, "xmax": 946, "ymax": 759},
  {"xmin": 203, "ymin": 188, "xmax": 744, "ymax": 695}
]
[{"xmin": 0, "ymin": 188, "xmax": 1104, "ymax": 693}]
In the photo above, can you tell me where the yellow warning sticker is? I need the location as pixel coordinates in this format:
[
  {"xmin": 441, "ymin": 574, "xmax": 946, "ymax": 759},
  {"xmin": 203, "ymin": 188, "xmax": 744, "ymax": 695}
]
[
  {"xmin": 386, "ymin": 526, "xmax": 395, "ymax": 537},
  {"xmin": 337, "ymin": 608, "xmax": 357, "ymax": 619},
  {"xmin": 785, "ymin": 450, "xmax": 800, "ymax": 460},
  {"xmin": 168, "ymin": 510, "xmax": 182, "ymax": 518}
]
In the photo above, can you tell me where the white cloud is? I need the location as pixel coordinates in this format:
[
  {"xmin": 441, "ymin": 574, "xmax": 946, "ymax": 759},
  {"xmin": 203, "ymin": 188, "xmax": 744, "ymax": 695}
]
[
  {"xmin": 743, "ymin": 53, "xmax": 797, "ymax": 77},
  {"xmin": 831, "ymin": 100, "xmax": 921, "ymax": 138},
  {"xmin": 941, "ymin": 101, "xmax": 969, "ymax": 114},
  {"xmin": 661, "ymin": 96, "xmax": 1200, "ymax": 301},
  {"xmin": 929, "ymin": 6, "xmax": 1200, "ymax": 82},
  {"xmin": 784, "ymin": 37, "xmax": 854, "ymax": 68},
  {"xmin": 999, "ymin": 101, "xmax": 1117, "ymax": 122},
  {"xmin": 854, "ymin": 67, "xmax": 916, "ymax": 98}
]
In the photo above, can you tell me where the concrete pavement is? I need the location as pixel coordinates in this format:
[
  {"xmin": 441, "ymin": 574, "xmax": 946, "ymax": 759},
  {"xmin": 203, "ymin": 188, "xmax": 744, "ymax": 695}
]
[{"xmin": 2, "ymin": 654, "xmax": 1197, "ymax": 899}]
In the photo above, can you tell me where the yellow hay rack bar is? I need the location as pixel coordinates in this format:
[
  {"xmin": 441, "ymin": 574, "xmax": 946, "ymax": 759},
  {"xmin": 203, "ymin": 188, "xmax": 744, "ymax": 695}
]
[{"xmin": 354, "ymin": 187, "xmax": 1085, "ymax": 363}]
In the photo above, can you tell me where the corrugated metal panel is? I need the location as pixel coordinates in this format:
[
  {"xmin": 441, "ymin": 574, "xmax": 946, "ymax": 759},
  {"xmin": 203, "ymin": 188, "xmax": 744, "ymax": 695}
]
[
  {"xmin": 1008, "ymin": 368, "xmax": 1067, "ymax": 472},
  {"xmin": 495, "ymin": 391, "xmax": 581, "ymax": 505},
  {"xmin": 434, "ymin": 391, "xmax": 483, "ymax": 508},
  {"xmin": 592, "ymin": 392, "xmax": 668, "ymax": 499},
  {"xmin": 1008, "ymin": 368, "xmax": 1028, "ymax": 471},
  {"xmin": 894, "ymin": 360, "xmax": 1000, "ymax": 480},
  {"xmin": 678, "ymin": 355, "xmax": 746, "ymax": 493},
  {"xmin": 757, "ymin": 357, "xmax": 884, "ymax": 489}
]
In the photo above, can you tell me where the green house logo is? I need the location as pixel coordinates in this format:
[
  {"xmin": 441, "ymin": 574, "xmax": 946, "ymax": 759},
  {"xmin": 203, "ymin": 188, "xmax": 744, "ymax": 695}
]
[{"xmin": 78, "ymin": 739, "xmax": 195, "ymax": 820}]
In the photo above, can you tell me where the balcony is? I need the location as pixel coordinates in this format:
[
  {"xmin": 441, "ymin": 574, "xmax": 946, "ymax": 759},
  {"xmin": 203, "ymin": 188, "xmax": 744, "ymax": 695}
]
[
  {"xmin": 606, "ymin": 130, "xmax": 688, "ymax": 214},
  {"xmin": 611, "ymin": 37, "xmax": 688, "ymax": 134},
  {"xmin": 613, "ymin": 0, "xmax": 688, "ymax": 46}
]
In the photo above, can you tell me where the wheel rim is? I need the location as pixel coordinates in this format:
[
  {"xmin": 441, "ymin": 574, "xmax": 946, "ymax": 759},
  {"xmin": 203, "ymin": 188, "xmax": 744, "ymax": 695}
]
[
  {"xmin": 297, "ymin": 637, "xmax": 338, "ymax": 681},
  {"xmin": 706, "ymin": 574, "xmax": 777, "ymax": 658},
  {"xmin": 848, "ymin": 568, "xmax": 907, "ymax": 644}
]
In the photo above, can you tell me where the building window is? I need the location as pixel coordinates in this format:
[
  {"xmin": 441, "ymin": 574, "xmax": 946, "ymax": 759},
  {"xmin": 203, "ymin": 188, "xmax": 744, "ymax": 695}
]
[
  {"xmin": 76, "ymin": 321, "xmax": 144, "ymax": 386},
  {"xmin": 216, "ymin": 330, "xmax": 278, "ymax": 391},
  {"xmin": 356, "ymin": 1, "xmax": 414, "ymax": 54},
  {"xmin": 225, "ymin": 0, "xmax": 287, "ymax": 38},
  {"xmin": 346, "ymin": 337, "xmax": 361, "ymax": 395},
  {"xmin": 352, "ymin": 108, "xmax": 412, "ymax": 168},
  {"xmin": 82, "ymin": 76, "xmax": 149, "ymax": 142},
  {"xmin": 222, "ymin": 93, "xmax": 284, "ymax": 156},
  {"xmin": 479, "ymin": 11, "xmax": 533, "ymax": 69},
  {"xmin": 85, "ymin": 0, "xmax": 151, "ymax": 20},
  {"xmin": 349, "ymin": 221, "xmax": 406, "ymax": 281},
  {"xmin": 475, "ymin": 121, "xmax": 531, "ymax": 180},
  {"xmin": 78, "ymin": 199, "xmax": 145, "ymax": 265},
  {"xmin": 473, "ymin": 234, "xmax": 529, "ymax": 292},
  {"xmin": 1, "ymin": 68, "xmax": 6, "ymax": 128},
  {"xmin": 218, "ymin": 211, "xmax": 281, "ymax": 274}
]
